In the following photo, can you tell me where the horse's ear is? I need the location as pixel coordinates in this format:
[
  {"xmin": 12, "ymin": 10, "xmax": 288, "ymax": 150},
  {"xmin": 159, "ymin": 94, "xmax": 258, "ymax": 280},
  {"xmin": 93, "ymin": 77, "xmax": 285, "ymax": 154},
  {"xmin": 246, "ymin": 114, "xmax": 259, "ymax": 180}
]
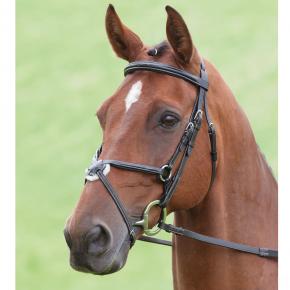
[
  {"xmin": 105, "ymin": 4, "xmax": 143, "ymax": 62},
  {"xmin": 165, "ymin": 6, "xmax": 197, "ymax": 65}
]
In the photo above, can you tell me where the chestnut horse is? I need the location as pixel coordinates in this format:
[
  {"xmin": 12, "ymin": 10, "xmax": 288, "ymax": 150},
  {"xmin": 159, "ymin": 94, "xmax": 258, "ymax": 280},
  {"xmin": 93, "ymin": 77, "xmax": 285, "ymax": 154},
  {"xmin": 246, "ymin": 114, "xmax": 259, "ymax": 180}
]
[{"xmin": 64, "ymin": 5, "xmax": 278, "ymax": 290}]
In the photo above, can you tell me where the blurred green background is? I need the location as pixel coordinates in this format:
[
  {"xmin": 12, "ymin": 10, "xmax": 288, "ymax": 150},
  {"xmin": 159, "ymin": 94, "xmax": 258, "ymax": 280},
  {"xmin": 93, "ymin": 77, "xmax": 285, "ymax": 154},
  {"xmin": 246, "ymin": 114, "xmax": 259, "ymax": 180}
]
[{"xmin": 16, "ymin": 0, "xmax": 277, "ymax": 289}]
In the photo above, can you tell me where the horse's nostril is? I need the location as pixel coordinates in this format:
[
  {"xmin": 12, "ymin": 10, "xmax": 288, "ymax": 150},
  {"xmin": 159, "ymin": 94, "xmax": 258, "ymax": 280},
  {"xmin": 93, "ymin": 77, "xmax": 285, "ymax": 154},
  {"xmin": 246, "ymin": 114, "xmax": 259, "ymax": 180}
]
[
  {"xmin": 64, "ymin": 228, "xmax": 73, "ymax": 249},
  {"xmin": 86, "ymin": 225, "xmax": 112, "ymax": 256}
]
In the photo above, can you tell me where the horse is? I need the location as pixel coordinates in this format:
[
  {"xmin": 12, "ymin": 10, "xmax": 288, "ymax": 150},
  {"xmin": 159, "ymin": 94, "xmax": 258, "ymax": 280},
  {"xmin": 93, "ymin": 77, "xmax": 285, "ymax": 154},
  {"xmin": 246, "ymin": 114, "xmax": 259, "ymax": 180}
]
[{"xmin": 64, "ymin": 5, "xmax": 278, "ymax": 290}]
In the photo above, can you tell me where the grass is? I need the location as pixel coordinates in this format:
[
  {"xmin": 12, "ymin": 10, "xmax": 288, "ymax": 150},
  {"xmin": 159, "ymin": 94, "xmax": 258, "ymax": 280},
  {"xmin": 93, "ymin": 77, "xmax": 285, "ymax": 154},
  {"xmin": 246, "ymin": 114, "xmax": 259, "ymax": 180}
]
[{"xmin": 16, "ymin": 0, "xmax": 277, "ymax": 289}]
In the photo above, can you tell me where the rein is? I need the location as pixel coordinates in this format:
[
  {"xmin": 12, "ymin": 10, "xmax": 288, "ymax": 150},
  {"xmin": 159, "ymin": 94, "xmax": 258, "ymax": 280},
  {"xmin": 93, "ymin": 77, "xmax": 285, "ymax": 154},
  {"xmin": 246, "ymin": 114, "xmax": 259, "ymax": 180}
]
[{"xmin": 85, "ymin": 60, "xmax": 278, "ymax": 259}]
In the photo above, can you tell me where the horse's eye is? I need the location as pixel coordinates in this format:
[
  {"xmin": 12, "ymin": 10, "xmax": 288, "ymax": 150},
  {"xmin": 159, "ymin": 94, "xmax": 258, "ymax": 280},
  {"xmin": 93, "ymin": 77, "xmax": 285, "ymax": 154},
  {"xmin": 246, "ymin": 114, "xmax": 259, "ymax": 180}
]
[{"xmin": 159, "ymin": 114, "xmax": 180, "ymax": 129}]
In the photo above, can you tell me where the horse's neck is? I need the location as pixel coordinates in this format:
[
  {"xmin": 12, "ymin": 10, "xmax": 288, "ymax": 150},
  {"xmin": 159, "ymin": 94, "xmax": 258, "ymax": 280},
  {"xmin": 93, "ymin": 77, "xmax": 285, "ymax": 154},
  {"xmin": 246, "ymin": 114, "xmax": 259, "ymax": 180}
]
[
  {"xmin": 207, "ymin": 63, "xmax": 277, "ymax": 239},
  {"xmin": 172, "ymin": 63, "xmax": 277, "ymax": 290}
]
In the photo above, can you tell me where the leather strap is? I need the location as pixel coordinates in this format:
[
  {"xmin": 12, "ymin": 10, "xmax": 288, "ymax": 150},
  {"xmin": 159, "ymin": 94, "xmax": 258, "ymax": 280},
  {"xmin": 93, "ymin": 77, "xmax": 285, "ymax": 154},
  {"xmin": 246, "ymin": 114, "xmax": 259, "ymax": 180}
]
[
  {"xmin": 125, "ymin": 61, "xmax": 209, "ymax": 90},
  {"xmin": 104, "ymin": 160, "xmax": 163, "ymax": 175},
  {"xmin": 159, "ymin": 117, "xmax": 202, "ymax": 207},
  {"xmin": 159, "ymin": 223, "xmax": 278, "ymax": 258},
  {"xmin": 95, "ymin": 170, "xmax": 136, "ymax": 246},
  {"xmin": 139, "ymin": 235, "xmax": 172, "ymax": 247}
]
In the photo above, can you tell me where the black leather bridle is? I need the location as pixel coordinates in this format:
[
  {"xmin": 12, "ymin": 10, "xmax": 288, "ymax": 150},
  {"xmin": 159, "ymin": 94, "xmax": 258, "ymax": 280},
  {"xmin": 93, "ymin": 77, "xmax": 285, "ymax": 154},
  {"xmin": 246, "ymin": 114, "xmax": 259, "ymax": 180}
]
[{"xmin": 85, "ymin": 60, "xmax": 278, "ymax": 259}]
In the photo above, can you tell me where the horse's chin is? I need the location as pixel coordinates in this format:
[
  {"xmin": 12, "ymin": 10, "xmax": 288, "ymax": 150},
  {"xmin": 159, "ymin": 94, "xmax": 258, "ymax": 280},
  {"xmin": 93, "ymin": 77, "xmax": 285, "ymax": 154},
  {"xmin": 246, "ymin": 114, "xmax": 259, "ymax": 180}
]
[
  {"xmin": 90, "ymin": 245, "xmax": 130, "ymax": 275},
  {"xmin": 70, "ymin": 238, "xmax": 131, "ymax": 275}
]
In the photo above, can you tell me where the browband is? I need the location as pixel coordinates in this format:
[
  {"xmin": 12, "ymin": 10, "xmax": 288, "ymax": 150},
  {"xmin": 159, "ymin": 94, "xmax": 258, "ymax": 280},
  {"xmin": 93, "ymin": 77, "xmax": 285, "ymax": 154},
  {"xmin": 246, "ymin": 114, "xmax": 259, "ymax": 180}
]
[{"xmin": 124, "ymin": 61, "xmax": 209, "ymax": 90}]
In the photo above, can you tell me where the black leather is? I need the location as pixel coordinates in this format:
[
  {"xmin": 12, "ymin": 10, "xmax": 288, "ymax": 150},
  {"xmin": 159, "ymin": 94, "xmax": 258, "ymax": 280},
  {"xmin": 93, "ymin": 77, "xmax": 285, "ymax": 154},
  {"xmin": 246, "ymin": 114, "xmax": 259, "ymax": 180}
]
[
  {"xmin": 125, "ymin": 61, "xmax": 209, "ymax": 90},
  {"xmin": 104, "ymin": 160, "xmax": 163, "ymax": 175},
  {"xmin": 139, "ymin": 235, "xmax": 172, "ymax": 247},
  {"xmin": 96, "ymin": 170, "xmax": 136, "ymax": 246},
  {"xmin": 159, "ymin": 223, "xmax": 278, "ymax": 258}
]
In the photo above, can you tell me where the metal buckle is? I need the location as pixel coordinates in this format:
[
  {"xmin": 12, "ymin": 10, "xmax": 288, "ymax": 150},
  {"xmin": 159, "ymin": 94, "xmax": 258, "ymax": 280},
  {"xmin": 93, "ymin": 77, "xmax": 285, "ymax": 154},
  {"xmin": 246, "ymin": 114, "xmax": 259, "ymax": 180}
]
[
  {"xmin": 208, "ymin": 122, "xmax": 215, "ymax": 134},
  {"xmin": 193, "ymin": 109, "xmax": 203, "ymax": 130},
  {"xmin": 194, "ymin": 109, "xmax": 203, "ymax": 121},
  {"xmin": 185, "ymin": 122, "xmax": 194, "ymax": 132},
  {"xmin": 160, "ymin": 164, "xmax": 172, "ymax": 182},
  {"xmin": 133, "ymin": 200, "xmax": 167, "ymax": 236}
]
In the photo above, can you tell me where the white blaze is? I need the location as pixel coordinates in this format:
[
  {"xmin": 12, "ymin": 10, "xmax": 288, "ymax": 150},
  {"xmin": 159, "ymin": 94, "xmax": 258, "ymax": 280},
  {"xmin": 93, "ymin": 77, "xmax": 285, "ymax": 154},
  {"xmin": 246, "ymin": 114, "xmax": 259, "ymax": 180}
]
[{"xmin": 125, "ymin": 80, "xmax": 142, "ymax": 112}]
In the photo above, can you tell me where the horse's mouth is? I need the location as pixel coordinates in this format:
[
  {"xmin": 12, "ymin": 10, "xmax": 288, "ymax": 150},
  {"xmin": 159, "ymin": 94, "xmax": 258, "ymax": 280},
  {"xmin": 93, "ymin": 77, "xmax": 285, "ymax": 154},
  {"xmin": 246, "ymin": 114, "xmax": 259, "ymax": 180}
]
[
  {"xmin": 70, "ymin": 256, "xmax": 125, "ymax": 275},
  {"xmin": 69, "ymin": 236, "xmax": 130, "ymax": 275}
]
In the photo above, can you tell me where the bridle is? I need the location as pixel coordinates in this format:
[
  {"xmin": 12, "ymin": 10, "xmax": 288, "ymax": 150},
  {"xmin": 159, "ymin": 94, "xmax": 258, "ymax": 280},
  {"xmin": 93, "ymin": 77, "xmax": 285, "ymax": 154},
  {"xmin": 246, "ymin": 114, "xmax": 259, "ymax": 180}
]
[{"xmin": 85, "ymin": 60, "xmax": 278, "ymax": 259}]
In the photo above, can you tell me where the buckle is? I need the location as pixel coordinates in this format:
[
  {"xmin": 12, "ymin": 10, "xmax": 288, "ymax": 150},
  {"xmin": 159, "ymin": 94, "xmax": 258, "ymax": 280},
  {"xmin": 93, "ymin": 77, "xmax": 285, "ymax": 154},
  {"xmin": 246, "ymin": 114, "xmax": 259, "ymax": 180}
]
[
  {"xmin": 185, "ymin": 122, "xmax": 194, "ymax": 133},
  {"xmin": 193, "ymin": 109, "xmax": 203, "ymax": 129},
  {"xmin": 194, "ymin": 109, "xmax": 203, "ymax": 121},
  {"xmin": 208, "ymin": 122, "xmax": 215, "ymax": 134},
  {"xmin": 160, "ymin": 165, "xmax": 172, "ymax": 182}
]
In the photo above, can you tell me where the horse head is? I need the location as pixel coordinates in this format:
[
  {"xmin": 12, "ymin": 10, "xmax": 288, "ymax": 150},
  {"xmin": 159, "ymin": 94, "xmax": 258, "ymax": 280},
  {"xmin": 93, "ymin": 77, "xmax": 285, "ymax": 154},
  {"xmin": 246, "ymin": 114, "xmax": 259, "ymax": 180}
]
[{"xmin": 64, "ymin": 5, "xmax": 214, "ymax": 275}]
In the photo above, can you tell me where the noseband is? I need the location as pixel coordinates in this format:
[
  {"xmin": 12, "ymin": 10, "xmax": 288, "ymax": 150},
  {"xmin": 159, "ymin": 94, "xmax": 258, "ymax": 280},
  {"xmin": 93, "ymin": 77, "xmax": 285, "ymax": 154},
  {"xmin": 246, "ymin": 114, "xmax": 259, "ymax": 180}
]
[{"xmin": 85, "ymin": 60, "xmax": 278, "ymax": 259}]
